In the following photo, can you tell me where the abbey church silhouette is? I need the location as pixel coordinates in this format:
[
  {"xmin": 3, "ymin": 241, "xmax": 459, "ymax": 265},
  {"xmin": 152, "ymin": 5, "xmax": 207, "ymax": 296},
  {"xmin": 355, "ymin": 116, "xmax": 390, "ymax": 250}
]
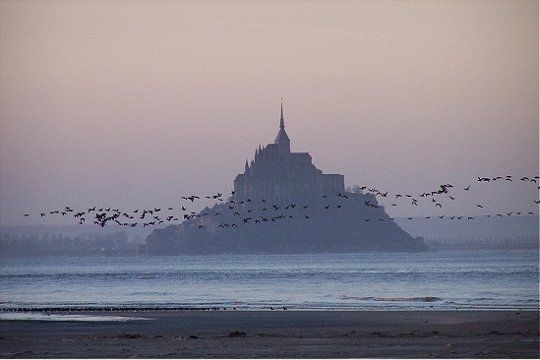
[
  {"xmin": 146, "ymin": 102, "xmax": 425, "ymax": 254},
  {"xmin": 234, "ymin": 100, "xmax": 344, "ymax": 204}
]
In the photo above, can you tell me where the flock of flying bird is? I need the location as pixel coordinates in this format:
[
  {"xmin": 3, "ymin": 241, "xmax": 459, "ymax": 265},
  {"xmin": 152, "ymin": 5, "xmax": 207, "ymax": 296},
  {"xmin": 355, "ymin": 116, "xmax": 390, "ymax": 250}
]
[{"xmin": 22, "ymin": 175, "xmax": 540, "ymax": 229}]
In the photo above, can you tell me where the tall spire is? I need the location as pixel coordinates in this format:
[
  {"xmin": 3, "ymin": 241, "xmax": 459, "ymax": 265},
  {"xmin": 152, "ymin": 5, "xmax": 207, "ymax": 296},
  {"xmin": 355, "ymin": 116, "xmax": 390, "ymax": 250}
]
[
  {"xmin": 280, "ymin": 97, "xmax": 285, "ymax": 130},
  {"xmin": 274, "ymin": 97, "xmax": 290, "ymax": 153}
]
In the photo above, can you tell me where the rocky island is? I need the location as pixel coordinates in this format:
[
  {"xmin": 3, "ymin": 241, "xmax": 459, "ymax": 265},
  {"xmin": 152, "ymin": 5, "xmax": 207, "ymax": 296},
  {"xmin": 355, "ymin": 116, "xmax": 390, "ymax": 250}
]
[{"xmin": 146, "ymin": 102, "xmax": 425, "ymax": 254}]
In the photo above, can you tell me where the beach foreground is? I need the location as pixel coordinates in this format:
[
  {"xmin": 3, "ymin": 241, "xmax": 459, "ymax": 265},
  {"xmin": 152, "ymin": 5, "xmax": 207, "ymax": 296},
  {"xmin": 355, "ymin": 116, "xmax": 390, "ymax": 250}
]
[{"xmin": 1, "ymin": 310, "xmax": 538, "ymax": 358}]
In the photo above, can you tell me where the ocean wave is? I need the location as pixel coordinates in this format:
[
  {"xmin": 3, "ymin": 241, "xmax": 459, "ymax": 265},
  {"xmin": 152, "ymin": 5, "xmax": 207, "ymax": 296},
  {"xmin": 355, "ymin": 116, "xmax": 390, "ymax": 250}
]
[
  {"xmin": 126, "ymin": 291, "xmax": 174, "ymax": 296},
  {"xmin": 341, "ymin": 295, "xmax": 442, "ymax": 302},
  {"xmin": 0, "ymin": 312, "xmax": 152, "ymax": 322},
  {"xmin": 1, "ymin": 269, "xmax": 535, "ymax": 281},
  {"xmin": 1, "ymin": 299, "xmax": 538, "ymax": 312}
]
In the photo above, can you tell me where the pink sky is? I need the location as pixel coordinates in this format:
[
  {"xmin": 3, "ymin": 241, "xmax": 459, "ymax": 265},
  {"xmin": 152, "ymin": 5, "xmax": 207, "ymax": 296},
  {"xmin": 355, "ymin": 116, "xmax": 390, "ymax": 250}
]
[{"xmin": 0, "ymin": 0, "xmax": 538, "ymax": 225}]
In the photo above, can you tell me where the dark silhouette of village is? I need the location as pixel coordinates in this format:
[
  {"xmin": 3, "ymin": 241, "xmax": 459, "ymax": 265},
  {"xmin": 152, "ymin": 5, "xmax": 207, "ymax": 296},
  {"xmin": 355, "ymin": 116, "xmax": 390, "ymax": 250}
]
[{"xmin": 146, "ymin": 102, "xmax": 426, "ymax": 254}]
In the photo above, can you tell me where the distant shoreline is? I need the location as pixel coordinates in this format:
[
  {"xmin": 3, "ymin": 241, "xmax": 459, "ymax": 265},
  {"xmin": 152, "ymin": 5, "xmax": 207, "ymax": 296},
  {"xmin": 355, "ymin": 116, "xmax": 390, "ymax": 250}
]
[
  {"xmin": 1, "ymin": 310, "xmax": 538, "ymax": 358},
  {"xmin": 2, "ymin": 306, "xmax": 540, "ymax": 313},
  {"xmin": 1, "ymin": 245, "xmax": 539, "ymax": 258}
]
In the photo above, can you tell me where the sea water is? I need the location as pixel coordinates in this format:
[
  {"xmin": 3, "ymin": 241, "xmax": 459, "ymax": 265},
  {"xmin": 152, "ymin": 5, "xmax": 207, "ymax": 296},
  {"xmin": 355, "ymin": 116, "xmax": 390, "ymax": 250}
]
[{"xmin": 1, "ymin": 250, "xmax": 538, "ymax": 311}]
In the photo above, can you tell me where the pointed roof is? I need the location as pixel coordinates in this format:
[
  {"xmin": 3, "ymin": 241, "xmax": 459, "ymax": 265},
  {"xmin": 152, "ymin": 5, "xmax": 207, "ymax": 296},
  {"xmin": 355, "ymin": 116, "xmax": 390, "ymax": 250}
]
[{"xmin": 275, "ymin": 97, "xmax": 290, "ymax": 144}]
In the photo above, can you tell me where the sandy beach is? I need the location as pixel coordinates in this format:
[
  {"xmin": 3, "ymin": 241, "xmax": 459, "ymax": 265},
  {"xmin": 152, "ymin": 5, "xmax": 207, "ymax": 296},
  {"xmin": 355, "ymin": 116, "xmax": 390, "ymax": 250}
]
[{"xmin": 0, "ymin": 310, "xmax": 538, "ymax": 358}]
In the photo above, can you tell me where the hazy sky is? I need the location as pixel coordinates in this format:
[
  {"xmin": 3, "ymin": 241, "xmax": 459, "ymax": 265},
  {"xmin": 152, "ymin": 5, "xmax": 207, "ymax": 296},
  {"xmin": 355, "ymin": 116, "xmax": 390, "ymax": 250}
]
[{"xmin": 1, "ymin": 0, "xmax": 538, "ymax": 226}]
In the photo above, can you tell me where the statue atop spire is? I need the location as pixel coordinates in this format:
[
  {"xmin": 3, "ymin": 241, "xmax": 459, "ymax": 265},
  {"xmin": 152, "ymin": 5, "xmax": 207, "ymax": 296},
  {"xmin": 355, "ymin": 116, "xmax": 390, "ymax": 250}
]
[{"xmin": 274, "ymin": 97, "xmax": 290, "ymax": 153}]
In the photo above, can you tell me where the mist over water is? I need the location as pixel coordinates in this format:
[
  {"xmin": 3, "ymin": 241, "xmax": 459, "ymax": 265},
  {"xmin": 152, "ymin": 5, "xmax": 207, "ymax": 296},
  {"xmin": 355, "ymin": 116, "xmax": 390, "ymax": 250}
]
[
  {"xmin": 1, "ymin": 1, "xmax": 538, "ymax": 225},
  {"xmin": 1, "ymin": 250, "xmax": 537, "ymax": 311}
]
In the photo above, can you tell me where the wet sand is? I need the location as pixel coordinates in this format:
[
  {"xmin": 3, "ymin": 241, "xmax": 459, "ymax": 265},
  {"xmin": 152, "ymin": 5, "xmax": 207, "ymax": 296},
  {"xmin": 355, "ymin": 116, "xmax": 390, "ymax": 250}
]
[{"xmin": 1, "ymin": 310, "xmax": 538, "ymax": 358}]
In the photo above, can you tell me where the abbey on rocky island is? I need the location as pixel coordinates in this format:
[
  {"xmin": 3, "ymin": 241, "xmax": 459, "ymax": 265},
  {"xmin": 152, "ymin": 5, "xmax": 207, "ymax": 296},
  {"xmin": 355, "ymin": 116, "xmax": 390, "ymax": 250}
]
[{"xmin": 145, "ymin": 101, "xmax": 425, "ymax": 254}]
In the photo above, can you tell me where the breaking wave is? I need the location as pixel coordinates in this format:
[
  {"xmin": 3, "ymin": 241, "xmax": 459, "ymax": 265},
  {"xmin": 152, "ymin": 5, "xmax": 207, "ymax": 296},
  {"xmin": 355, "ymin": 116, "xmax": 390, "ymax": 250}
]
[{"xmin": 341, "ymin": 295, "xmax": 442, "ymax": 302}]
